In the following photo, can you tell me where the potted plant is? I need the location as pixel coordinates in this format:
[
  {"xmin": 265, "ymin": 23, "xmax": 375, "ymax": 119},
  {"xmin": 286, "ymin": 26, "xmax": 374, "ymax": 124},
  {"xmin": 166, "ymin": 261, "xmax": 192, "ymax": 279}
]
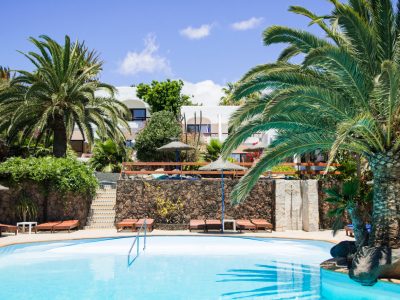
[{"xmin": 15, "ymin": 193, "xmax": 38, "ymax": 224}]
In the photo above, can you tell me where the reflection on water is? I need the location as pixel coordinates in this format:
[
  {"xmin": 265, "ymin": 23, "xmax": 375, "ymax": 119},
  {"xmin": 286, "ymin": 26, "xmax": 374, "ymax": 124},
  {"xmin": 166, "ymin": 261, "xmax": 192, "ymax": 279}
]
[{"xmin": 218, "ymin": 261, "xmax": 321, "ymax": 299}]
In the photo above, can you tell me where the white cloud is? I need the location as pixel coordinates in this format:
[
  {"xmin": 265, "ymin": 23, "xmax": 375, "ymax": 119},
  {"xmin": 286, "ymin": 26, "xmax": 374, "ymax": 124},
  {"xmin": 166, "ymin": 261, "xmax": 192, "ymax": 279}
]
[
  {"xmin": 231, "ymin": 17, "xmax": 263, "ymax": 31},
  {"xmin": 181, "ymin": 80, "xmax": 224, "ymax": 106},
  {"xmin": 118, "ymin": 34, "xmax": 171, "ymax": 75},
  {"xmin": 180, "ymin": 24, "xmax": 212, "ymax": 40}
]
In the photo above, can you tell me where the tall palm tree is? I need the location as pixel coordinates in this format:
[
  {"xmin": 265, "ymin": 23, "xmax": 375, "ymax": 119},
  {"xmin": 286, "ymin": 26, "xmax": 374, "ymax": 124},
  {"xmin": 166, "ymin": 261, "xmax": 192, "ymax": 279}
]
[
  {"xmin": 0, "ymin": 66, "xmax": 12, "ymax": 92},
  {"xmin": 0, "ymin": 35, "xmax": 130, "ymax": 157},
  {"xmin": 222, "ymin": 0, "xmax": 400, "ymax": 253}
]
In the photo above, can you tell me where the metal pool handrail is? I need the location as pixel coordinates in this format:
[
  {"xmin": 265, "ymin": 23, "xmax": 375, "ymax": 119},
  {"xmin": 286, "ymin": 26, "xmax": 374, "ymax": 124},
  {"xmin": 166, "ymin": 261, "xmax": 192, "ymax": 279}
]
[{"xmin": 127, "ymin": 219, "xmax": 147, "ymax": 266}]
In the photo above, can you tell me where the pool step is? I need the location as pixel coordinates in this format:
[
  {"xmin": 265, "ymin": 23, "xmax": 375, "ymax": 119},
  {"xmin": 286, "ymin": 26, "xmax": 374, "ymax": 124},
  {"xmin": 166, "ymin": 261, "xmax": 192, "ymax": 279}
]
[{"xmin": 85, "ymin": 187, "xmax": 116, "ymax": 229}]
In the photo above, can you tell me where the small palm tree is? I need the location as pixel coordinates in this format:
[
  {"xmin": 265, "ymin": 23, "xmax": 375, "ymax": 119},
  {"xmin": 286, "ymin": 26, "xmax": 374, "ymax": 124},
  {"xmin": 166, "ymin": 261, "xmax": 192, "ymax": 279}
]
[
  {"xmin": 0, "ymin": 35, "xmax": 130, "ymax": 157},
  {"xmin": 15, "ymin": 194, "xmax": 38, "ymax": 223},
  {"xmin": 325, "ymin": 179, "xmax": 372, "ymax": 248},
  {"xmin": 203, "ymin": 139, "xmax": 222, "ymax": 162},
  {"xmin": 90, "ymin": 139, "xmax": 131, "ymax": 172},
  {"xmin": 222, "ymin": 0, "xmax": 400, "ymax": 252}
]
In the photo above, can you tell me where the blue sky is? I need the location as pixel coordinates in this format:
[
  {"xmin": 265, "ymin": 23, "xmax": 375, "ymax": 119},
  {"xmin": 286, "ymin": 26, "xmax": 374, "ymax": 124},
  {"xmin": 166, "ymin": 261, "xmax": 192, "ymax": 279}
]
[{"xmin": 1, "ymin": 0, "xmax": 331, "ymax": 104}]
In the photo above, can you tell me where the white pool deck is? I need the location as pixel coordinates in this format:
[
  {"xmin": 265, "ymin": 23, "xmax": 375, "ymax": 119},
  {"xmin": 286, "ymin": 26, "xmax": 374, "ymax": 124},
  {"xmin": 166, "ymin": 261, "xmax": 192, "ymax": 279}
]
[{"xmin": 0, "ymin": 228, "xmax": 353, "ymax": 247}]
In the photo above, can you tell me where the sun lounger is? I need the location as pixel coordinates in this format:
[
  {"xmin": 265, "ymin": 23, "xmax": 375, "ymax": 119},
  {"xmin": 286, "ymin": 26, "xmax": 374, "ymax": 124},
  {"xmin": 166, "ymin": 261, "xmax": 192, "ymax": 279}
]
[
  {"xmin": 236, "ymin": 220, "xmax": 257, "ymax": 232},
  {"xmin": 189, "ymin": 219, "xmax": 206, "ymax": 232},
  {"xmin": 135, "ymin": 218, "xmax": 154, "ymax": 232},
  {"xmin": 117, "ymin": 219, "xmax": 138, "ymax": 232},
  {"xmin": 344, "ymin": 224, "xmax": 371, "ymax": 237},
  {"xmin": 0, "ymin": 223, "xmax": 18, "ymax": 236},
  {"xmin": 35, "ymin": 221, "xmax": 62, "ymax": 233},
  {"xmin": 251, "ymin": 219, "xmax": 273, "ymax": 232},
  {"xmin": 52, "ymin": 220, "xmax": 79, "ymax": 233},
  {"xmin": 205, "ymin": 219, "xmax": 221, "ymax": 232}
]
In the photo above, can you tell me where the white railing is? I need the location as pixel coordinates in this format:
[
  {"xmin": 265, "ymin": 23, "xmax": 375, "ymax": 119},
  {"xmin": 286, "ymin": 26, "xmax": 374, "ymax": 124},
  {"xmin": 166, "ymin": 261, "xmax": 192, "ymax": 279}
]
[{"xmin": 127, "ymin": 219, "xmax": 147, "ymax": 266}]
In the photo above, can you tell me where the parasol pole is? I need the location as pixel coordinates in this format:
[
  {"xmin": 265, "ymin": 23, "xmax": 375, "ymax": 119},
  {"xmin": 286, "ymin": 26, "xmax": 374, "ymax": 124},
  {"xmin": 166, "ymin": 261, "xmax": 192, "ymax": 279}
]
[{"xmin": 221, "ymin": 169, "xmax": 225, "ymax": 233}]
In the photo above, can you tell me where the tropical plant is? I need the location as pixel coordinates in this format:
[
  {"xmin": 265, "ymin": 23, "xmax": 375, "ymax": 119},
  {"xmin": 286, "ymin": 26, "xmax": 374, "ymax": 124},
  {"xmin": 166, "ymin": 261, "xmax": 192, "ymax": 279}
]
[
  {"xmin": 222, "ymin": 0, "xmax": 400, "ymax": 254},
  {"xmin": 0, "ymin": 156, "xmax": 98, "ymax": 196},
  {"xmin": 180, "ymin": 133, "xmax": 205, "ymax": 163},
  {"xmin": 135, "ymin": 79, "xmax": 192, "ymax": 117},
  {"xmin": 203, "ymin": 139, "xmax": 222, "ymax": 162},
  {"xmin": 325, "ymin": 179, "xmax": 372, "ymax": 249},
  {"xmin": 134, "ymin": 111, "xmax": 182, "ymax": 161},
  {"xmin": 219, "ymin": 82, "xmax": 260, "ymax": 106},
  {"xmin": 90, "ymin": 139, "xmax": 131, "ymax": 172},
  {"xmin": 15, "ymin": 193, "xmax": 38, "ymax": 222},
  {"xmin": 0, "ymin": 66, "xmax": 12, "ymax": 92},
  {"xmin": 0, "ymin": 35, "xmax": 130, "ymax": 158}
]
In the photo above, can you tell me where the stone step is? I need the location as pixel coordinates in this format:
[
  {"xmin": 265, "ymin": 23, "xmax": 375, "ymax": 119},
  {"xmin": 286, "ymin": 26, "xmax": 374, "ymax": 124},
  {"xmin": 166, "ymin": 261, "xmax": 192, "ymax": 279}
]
[
  {"xmin": 90, "ymin": 205, "xmax": 115, "ymax": 210},
  {"xmin": 96, "ymin": 190, "xmax": 116, "ymax": 194},
  {"xmin": 90, "ymin": 214, "xmax": 115, "ymax": 219},
  {"xmin": 86, "ymin": 187, "xmax": 118, "ymax": 229},
  {"xmin": 95, "ymin": 195, "xmax": 116, "ymax": 199},
  {"xmin": 87, "ymin": 219, "xmax": 115, "ymax": 223},
  {"xmin": 84, "ymin": 225, "xmax": 115, "ymax": 229},
  {"xmin": 91, "ymin": 200, "xmax": 116, "ymax": 204},
  {"xmin": 92, "ymin": 207, "xmax": 115, "ymax": 215},
  {"xmin": 91, "ymin": 213, "xmax": 116, "ymax": 218}
]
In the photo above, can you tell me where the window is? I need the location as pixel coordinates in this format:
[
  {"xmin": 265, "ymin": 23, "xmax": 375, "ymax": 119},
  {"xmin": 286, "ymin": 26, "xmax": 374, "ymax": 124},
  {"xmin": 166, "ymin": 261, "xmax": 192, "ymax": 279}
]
[
  {"xmin": 186, "ymin": 124, "xmax": 211, "ymax": 134},
  {"xmin": 131, "ymin": 109, "xmax": 147, "ymax": 121},
  {"xmin": 125, "ymin": 140, "xmax": 135, "ymax": 148}
]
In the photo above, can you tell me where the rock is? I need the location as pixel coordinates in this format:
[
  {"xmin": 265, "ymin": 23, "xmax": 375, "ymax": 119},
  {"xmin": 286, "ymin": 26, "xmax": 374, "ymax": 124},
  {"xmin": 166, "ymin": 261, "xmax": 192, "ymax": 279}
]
[
  {"xmin": 349, "ymin": 246, "xmax": 391, "ymax": 286},
  {"xmin": 330, "ymin": 241, "xmax": 357, "ymax": 258}
]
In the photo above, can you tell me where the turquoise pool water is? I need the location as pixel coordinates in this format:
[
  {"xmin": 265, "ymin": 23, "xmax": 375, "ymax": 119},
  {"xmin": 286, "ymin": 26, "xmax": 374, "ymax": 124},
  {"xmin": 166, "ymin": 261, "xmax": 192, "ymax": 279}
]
[{"xmin": 0, "ymin": 236, "xmax": 398, "ymax": 299}]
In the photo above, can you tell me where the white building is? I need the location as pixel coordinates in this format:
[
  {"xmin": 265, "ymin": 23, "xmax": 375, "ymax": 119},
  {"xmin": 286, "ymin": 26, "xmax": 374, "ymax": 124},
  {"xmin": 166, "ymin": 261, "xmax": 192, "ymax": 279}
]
[
  {"xmin": 71, "ymin": 87, "xmax": 150, "ymax": 154},
  {"xmin": 70, "ymin": 87, "xmax": 276, "ymax": 159}
]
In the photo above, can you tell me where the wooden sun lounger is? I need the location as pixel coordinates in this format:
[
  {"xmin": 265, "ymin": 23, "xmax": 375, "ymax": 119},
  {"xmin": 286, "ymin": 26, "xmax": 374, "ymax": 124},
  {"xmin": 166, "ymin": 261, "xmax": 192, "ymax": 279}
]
[
  {"xmin": 52, "ymin": 220, "xmax": 79, "ymax": 233},
  {"xmin": 251, "ymin": 219, "xmax": 273, "ymax": 232},
  {"xmin": 236, "ymin": 220, "xmax": 257, "ymax": 232},
  {"xmin": 117, "ymin": 219, "xmax": 139, "ymax": 232},
  {"xmin": 0, "ymin": 223, "xmax": 18, "ymax": 236},
  {"xmin": 135, "ymin": 218, "xmax": 155, "ymax": 232},
  {"xmin": 205, "ymin": 219, "xmax": 221, "ymax": 232},
  {"xmin": 189, "ymin": 220, "xmax": 206, "ymax": 232},
  {"xmin": 35, "ymin": 221, "xmax": 62, "ymax": 233}
]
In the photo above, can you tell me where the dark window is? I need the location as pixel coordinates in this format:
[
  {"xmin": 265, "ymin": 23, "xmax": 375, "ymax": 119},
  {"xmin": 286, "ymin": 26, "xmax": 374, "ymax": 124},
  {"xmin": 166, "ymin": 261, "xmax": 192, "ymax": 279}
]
[
  {"xmin": 186, "ymin": 124, "xmax": 211, "ymax": 134},
  {"xmin": 131, "ymin": 109, "xmax": 146, "ymax": 121}
]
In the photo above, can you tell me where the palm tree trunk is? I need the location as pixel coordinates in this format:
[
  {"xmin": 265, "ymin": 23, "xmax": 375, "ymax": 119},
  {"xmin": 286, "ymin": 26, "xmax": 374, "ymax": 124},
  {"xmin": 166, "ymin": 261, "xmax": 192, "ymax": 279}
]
[
  {"xmin": 369, "ymin": 153, "xmax": 400, "ymax": 248},
  {"xmin": 53, "ymin": 118, "xmax": 67, "ymax": 158},
  {"xmin": 348, "ymin": 207, "xmax": 368, "ymax": 248}
]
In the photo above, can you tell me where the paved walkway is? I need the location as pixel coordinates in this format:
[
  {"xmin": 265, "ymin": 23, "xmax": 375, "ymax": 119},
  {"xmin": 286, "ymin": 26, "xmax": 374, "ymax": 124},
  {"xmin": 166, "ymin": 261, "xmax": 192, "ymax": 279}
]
[{"xmin": 0, "ymin": 228, "xmax": 353, "ymax": 247}]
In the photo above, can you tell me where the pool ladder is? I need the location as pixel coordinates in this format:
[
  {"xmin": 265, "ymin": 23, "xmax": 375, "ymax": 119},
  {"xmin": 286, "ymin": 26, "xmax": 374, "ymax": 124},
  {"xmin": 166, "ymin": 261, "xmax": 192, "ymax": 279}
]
[{"xmin": 127, "ymin": 219, "xmax": 147, "ymax": 266}]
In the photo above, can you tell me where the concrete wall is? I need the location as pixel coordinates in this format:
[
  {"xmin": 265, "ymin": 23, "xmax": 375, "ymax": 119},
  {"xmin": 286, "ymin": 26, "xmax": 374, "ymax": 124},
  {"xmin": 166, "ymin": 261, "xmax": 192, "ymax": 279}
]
[{"xmin": 275, "ymin": 180, "xmax": 320, "ymax": 232}]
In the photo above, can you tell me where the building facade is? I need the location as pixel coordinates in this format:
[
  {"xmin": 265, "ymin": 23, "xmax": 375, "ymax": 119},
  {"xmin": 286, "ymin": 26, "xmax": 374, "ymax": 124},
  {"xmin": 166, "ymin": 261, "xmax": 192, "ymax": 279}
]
[{"xmin": 70, "ymin": 87, "xmax": 276, "ymax": 161}]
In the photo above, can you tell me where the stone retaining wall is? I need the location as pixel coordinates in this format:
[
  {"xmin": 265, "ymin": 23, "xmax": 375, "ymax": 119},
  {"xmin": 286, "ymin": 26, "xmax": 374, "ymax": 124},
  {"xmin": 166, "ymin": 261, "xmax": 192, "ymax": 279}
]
[
  {"xmin": 116, "ymin": 178, "xmax": 275, "ymax": 225},
  {"xmin": 0, "ymin": 181, "xmax": 92, "ymax": 227},
  {"xmin": 116, "ymin": 178, "xmax": 338, "ymax": 230}
]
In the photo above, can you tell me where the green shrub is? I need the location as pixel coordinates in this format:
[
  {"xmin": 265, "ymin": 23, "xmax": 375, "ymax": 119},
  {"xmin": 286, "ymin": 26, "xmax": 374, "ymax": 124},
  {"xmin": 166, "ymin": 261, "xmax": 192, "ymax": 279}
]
[
  {"xmin": 0, "ymin": 157, "xmax": 98, "ymax": 196},
  {"xmin": 90, "ymin": 139, "xmax": 131, "ymax": 172},
  {"xmin": 203, "ymin": 139, "xmax": 222, "ymax": 162},
  {"xmin": 135, "ymin": 111, "xmax": 182, "ymax": 161},
  {"xmin": 270, "ymin": 165, "xmax": 297, "ymax": 173}
]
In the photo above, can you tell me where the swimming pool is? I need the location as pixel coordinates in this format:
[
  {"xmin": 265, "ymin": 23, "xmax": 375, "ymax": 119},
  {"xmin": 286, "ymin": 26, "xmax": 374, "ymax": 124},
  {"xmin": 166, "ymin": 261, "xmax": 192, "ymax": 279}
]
[{"xmin": 0, "ymin": 236, "xmax": 398, "ymax": 299}]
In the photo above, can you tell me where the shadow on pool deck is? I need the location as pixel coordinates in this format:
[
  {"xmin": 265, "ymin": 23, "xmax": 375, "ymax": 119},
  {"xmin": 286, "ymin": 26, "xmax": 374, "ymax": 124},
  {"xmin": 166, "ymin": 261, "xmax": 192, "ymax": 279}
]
[{"xmin": 217, "ymin": 261, "xmax": 320, "ymax": 299}]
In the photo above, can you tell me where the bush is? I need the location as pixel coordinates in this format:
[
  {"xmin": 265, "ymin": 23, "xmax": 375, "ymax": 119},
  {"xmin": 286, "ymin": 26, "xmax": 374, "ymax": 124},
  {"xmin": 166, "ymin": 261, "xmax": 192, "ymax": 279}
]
[
  {"xmin": 0, "ymin": 157, "xmax": 98, "ymax": 196},
  {"xmin": 135, "ymin": 111, "xmax": 182, "ymax": 161},
  {"xmin": 90, "ymin": 139, "xmax": 131, "ymax": 172},
  {"xmin": 203, "ymin": 139, "xmax": 222, "ymax": 162}
]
